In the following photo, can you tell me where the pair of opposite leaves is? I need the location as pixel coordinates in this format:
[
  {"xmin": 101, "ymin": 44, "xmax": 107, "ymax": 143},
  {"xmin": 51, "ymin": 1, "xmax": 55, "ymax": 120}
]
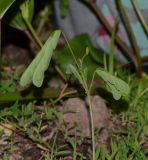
[{"xmin": 20, "ymin": 30, "xmax": 130, "ymax": 100}]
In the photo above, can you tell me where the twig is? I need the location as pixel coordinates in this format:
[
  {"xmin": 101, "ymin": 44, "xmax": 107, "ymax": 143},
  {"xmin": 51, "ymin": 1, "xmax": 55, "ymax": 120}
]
[
  {"xmin": 53, "ymin": 83, "xmax": 69, "ymax": 103},
  {"xmin": 53, "ymin": 83, "xmax": 77, "ymax": 104}
]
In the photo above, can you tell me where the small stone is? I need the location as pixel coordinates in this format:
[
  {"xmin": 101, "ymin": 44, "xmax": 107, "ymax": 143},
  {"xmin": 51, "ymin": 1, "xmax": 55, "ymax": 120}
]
[
  {"xmin": 63, "ymin": 96, "xmax": 110, "ymax": 136},
  {"xmin": 2, "ymin": 44, "xmax": 31, "ymax": 66}
]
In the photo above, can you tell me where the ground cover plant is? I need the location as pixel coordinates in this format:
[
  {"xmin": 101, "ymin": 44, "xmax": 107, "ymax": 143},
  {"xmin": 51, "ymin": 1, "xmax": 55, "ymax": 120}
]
[{"xmin": 0, "ymin": 0, "xmax": 148, "ymax": 160}]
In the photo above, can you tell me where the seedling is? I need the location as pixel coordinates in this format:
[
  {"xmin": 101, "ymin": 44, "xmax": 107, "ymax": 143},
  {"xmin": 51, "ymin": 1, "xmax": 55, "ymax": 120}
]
[
  {"xmin": 18, "ymin": 26, "xmax": 130, "ymax": 159},
  {"xmin": 0, "ymin": 0, "xmax": 147, "ymax": 159}
]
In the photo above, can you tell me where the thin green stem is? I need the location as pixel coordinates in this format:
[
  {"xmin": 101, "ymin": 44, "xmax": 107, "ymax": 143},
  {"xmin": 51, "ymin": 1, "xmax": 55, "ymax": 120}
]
[
  {"xmin": 80, "ymin": 70, "xmax": 95, "ymax": 160},
  {"xmin": 62, "ymin": 31, "xmax": 95, "ymax": 160},
  {"xmin": 81, "ymin": 71, "xmax": 88, "ymax": 92},
  {"xmin": 36, "ymin": 6, "xmax": 49, "ymax": 35},
  {"xmin": 139, "ymin": 87, "xmax": 148, "ymax": 98},
  {"xmin": 89, "ymin": 71, "xmax": 96, "ymax": 92},
  {"xmin": 54, "ymin": 65, "xmax": 67, "ymax": 81},
  {"xmin": 25, "ymin": 19, "xmax": 43, "ymax": 48},
  {"xmin": 87, "ymin": 92, "xmax": 95, "ymax": 160},
  {"xmin": 24, "ymin": 29, "xmax": 40, "ymax": 50},
  {"xmin": 62, "ymin": 32, "xmax": 79, "ymax": 68},
  {"xmin": 131, "ymin": 0, "xmax": 148, "ymax": 35}
]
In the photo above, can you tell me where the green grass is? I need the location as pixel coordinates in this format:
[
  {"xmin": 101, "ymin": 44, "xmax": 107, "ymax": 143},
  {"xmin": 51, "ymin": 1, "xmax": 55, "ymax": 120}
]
[{"xmin": 0, "ymin": 72, "xmax": 148, "ymax": 159}]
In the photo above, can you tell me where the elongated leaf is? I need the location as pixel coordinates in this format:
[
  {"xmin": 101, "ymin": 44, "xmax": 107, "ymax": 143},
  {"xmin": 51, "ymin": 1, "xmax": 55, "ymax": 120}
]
[
  {"xmin": 0, "ymin": 0, "xmax": 15, "ymax": 19},
  {"xmin": 96, "ymin": 68, "xmax": 130, "ymax": 100},
  {"xmin": 20, "ymin": 30, "xmax": 61, "ymax": 87}
]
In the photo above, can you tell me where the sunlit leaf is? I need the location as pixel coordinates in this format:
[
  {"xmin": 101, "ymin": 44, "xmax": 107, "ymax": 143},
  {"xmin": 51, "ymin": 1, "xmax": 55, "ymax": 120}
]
[
  {"xmin": 0, "ymin": 0, "xmax": 16, "ymax": 19},
  {"xmin": 20, "ymin": 30, "xmax": 61, "ymax": 87},
  {"xmin": 96, "ymin": 68, "xmax": 130, "ymax": 100}
]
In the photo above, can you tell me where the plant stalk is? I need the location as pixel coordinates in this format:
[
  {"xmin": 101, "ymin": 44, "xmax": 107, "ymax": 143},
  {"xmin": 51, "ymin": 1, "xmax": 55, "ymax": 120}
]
[
  {"xmin": 87, "ymin": 92, "xmax": 95, "ymax": 160},
  {"xmin": 23, "ymin": 29, "xmax": 40, "ymax": 50},
  {"xmin": 117, "ymin": 0, "xmax": 142, "ymax": 76},
  {"xmin": 81, "ymin": 71, "xmax": 95, "ymax": 160},
  {"xmin": 85, "ymin": 1, "xmax": 141, "ymax": 76},
  {"xmin": 131, "ymin": 0, "xmax": 148, "ymax": 35},
  {"xmin": 62, "ymin": 32, "xmax": 80, "ymax": 68},
  {"xmin": 25, "ymin": 19, "xmax": 43, "ymax": 48},
  {"xmin": 63, "ymin": 30, "xmax": 96, "ymax": 159}
]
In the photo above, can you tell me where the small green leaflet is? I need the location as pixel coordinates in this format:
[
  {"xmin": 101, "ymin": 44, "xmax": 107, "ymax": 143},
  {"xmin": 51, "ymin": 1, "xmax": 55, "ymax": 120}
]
[
  {"xmin": 0, "ymin": 0, "xmax": 15, "ymax": 19},
  {"xmin": 20, "ymin": 0, "xmax": 34, "ymax": 21},
  {"xmin": 20, "ymin": 30, "xmax": 61, "ymax": 87},
  {"xmin": 7, "ymin": 0, "xmax": 34, "ymax": 30},
  {"xmin": 66, "ymin": 64, "xmax": 84, "ymax": 87},
  {"xmin": 96, "ymin": 68, "xmax": 130, "ymax": 100}
]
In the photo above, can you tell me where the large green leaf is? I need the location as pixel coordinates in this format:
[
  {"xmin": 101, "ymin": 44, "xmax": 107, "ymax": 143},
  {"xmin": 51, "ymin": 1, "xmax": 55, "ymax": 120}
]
[
  {"xmin": 20, "ymin": 30, "xmax": 61, "ymax": 87},
  {"xmin": 54, "ymin": 34, "xmax": 103, "ymax": 79},
  {"xmin": 96, "ymin": 68, "xmax": 130, "ymax": 100},
  {"xmin": 5, "ymin": 0, "xmax": 34, "ymax": 30},
  {"xmin": 0, "ymin": 0, "xmax": 16, "ymax": 19}
]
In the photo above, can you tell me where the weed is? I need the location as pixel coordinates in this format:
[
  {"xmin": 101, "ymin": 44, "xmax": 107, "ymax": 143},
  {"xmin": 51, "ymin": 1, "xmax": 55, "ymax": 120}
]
[{"xmin": 0, "ymin": 0, "xmax": 148, "ymax": 159}]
